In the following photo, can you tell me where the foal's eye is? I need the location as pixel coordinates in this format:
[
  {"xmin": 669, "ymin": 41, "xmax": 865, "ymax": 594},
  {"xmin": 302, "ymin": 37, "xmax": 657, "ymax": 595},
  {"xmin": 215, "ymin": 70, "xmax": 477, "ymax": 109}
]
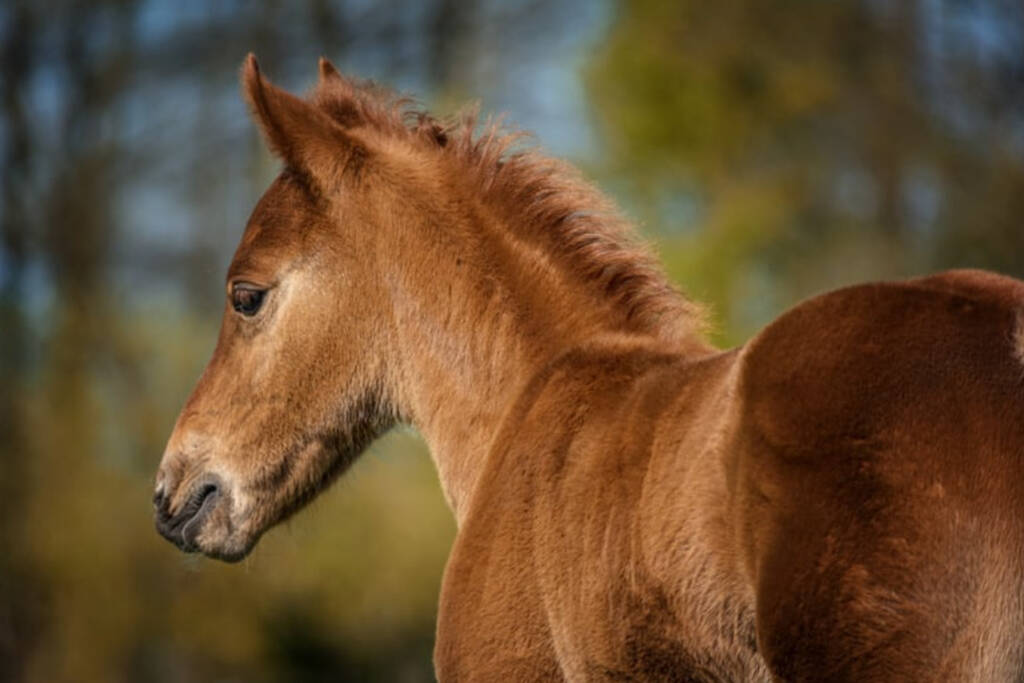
[{"xmin": 231, "ymin": 284, "xmax": 266, "ymax": 316}]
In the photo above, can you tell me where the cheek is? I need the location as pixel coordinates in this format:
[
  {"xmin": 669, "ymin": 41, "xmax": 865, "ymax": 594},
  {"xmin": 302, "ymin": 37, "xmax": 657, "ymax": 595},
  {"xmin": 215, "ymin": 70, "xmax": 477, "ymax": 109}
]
[
  {"xmin": 230, "ymin": 270, "xmax": 382, "ymax": 437},
  {"xmin": 262, "ymin": 287, "xmax": 352, "ymax": 412}
]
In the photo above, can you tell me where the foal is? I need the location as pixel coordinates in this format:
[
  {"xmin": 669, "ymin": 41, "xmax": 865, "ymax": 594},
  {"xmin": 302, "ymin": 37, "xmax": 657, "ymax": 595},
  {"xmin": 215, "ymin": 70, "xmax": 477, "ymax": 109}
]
[{"xmin": 155, "ymin": 56, "xmax": 1024, "ymax": 681}]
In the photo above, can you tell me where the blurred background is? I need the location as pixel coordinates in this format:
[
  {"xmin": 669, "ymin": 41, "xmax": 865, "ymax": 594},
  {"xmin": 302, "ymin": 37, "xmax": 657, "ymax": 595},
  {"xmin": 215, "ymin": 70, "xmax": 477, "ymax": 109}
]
[{"xmin": 1, "ymin": 0, "xmax": 1022, "ymax": 680}]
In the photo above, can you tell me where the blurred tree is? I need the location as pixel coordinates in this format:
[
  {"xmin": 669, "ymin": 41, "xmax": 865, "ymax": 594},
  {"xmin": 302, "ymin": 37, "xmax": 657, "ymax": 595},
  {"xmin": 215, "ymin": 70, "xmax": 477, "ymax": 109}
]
[
  {"xmin": 0, "ymin": 0, "xmax": 598, "ymax": 680},
  {"xmin": 1, "ymin": 8, "xmax": 45, "ymax": 680},
  {"xmin": 6, "ymin": 0, "xmax": 1021, "ymax": 679},
  {"xmin": 589, "ymin": 0, "xmax": 1024, "ymax": 344}
]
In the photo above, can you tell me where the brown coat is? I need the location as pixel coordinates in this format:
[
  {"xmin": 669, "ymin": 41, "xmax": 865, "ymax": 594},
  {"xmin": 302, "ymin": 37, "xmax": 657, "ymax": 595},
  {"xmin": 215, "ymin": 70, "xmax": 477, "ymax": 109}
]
[{"xmin": 155, "ymin": 57, "xmax": 1024, "ymax": 681}]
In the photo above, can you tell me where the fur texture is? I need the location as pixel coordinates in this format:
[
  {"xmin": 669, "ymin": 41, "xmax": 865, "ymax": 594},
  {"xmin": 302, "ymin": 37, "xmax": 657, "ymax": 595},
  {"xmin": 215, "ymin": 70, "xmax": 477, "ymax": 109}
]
[{"xmin": 155, "ymin": 57, "xmax": 1024, "ymax": 681}]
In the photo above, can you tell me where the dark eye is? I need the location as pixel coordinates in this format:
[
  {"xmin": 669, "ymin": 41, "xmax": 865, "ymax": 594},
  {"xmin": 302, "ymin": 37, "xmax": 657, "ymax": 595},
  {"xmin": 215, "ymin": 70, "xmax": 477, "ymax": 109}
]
[{"xmin": 231, "ymin": 284, "xmax": 266, "ymax": 316}]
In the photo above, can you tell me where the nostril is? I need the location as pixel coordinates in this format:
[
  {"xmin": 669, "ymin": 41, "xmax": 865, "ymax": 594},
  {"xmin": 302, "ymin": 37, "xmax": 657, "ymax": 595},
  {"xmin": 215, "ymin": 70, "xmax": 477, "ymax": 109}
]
[
  {"xmin": 175, "ymin": 481, "xmax": 220, "ymax": 522},
  {"xmin": 193, "ymin": 483, "xmax": 218, "ymax": 508},
  {"xmin": 154, "ymin": 477, "xmax": 223, "ymax": 552},
  {"xmin": 178, "ymin": 482, "xmax": 221, "ymax": 549}
]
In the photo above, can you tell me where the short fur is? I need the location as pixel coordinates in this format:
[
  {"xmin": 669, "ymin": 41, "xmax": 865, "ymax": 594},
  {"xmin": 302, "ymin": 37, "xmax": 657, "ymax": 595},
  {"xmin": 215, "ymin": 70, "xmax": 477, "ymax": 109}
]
[{"xmin": 154, "ymin": 56, "xmax": 1024, "ymax": 681}]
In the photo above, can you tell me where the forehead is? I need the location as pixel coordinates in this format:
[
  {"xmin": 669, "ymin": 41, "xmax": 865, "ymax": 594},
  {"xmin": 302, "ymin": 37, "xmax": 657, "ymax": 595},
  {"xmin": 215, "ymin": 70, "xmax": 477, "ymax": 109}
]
[{"xmin": 227, "ymin": 171, "xmax": 320, "ymax": 282}]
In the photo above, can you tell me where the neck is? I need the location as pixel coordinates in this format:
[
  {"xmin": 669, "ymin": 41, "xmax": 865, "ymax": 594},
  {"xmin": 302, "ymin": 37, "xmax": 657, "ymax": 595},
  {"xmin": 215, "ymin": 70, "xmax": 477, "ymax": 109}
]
[
  {"xmin": 380, "ymin": 192, "xmax": 707, "ymax": 523},
  {"xmin": 383, "ymin": 217, "xmax": 547, "ymax": 521},
  {"xmin": 391, "ymin": 308, "xmax": 533, "ymax": 522}
]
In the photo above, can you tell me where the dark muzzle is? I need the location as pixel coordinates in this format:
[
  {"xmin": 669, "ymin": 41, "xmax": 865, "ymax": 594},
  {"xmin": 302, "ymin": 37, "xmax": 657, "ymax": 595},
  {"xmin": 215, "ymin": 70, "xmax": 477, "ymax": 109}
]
[{"xmin": 154, "ymin": 479, "xmax": 221, "ymax": 552}]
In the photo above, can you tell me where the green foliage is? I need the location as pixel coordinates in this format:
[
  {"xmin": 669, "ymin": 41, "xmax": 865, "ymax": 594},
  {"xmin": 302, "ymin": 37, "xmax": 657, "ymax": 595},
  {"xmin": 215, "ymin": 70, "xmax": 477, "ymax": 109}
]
[
  {"xmin": 0, "ymin": 1, "xmax": 583, "ymax": 679},
  {"xmin": 588, "ymin": 0, "xmax": 1024, "ymax": 344},
  {"xmin": 11, "ymin": 300, "xmax": 454, "ymax": 682},
  {"xmin": 2, "ymin": 1, "xmax": 1022, "ymax": 680}
]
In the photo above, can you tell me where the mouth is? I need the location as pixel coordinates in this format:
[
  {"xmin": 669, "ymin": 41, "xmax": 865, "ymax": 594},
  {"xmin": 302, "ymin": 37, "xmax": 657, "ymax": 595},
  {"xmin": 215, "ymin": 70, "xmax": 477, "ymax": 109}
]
[{"xmin": 154, "ymin": 479, "xmax": 222, "ymax": 553}]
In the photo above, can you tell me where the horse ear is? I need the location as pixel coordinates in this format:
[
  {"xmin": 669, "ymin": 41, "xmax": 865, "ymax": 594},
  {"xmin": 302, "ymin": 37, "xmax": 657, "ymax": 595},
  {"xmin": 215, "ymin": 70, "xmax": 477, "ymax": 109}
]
[
  {"xmin": 241, "ymin": 54, "xmax": 361, "ymax": 183},
  {"xmin": 318, "ymin": 56, "xmax": 342, "ymax": 84}
]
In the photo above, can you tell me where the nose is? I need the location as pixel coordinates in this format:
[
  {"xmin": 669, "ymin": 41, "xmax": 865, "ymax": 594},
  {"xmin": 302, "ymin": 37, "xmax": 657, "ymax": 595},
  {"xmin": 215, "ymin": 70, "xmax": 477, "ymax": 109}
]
[{"xmin": 154, "ymin": 477, "xmax": 222, "ymax": 552}]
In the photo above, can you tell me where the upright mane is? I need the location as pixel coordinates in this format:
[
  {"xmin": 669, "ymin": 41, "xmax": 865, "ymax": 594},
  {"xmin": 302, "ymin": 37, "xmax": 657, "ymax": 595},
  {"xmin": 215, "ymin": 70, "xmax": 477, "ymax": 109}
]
[{"xmin": 310, "ymin": 73, "xmax": 707, "ymax": 346}]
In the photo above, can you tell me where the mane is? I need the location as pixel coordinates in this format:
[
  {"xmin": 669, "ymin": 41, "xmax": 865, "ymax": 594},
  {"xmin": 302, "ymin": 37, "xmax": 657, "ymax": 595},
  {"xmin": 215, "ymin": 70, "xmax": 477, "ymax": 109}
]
[{"xmin": 310, "ymin": 76, "xmax": 707, "ymax": 346}]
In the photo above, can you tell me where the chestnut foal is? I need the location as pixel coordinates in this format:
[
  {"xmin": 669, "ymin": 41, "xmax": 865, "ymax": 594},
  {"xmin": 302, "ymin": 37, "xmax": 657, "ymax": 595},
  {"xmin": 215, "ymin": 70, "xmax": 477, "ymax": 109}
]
[{"xmin": 155, "ymin": 56, "xmax": 1024, "ymax": 681}]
